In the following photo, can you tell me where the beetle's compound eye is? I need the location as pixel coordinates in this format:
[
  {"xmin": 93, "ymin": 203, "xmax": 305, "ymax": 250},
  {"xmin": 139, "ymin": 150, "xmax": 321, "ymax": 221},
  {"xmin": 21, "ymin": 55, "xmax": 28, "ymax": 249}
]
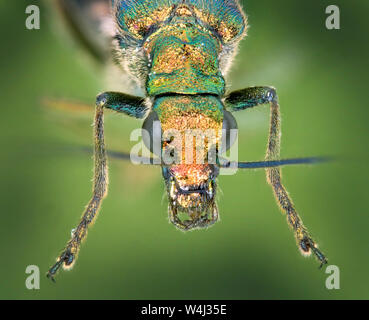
[
  {"xmin": 220, "ymin": 110, "xmax": 238, "ymax": 153},
  {"xmin": 142, "ymin": 111, "xmax": 162, "ymax": 156}
]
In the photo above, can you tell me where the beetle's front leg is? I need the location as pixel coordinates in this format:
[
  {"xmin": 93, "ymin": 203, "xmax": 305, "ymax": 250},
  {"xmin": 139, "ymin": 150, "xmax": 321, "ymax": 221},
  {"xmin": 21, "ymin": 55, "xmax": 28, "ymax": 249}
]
[
  {"xmin": 47, "ymin": 92, "xmax": 148, "ymax": 281},
  {"xmin": 96, "ymin": 92, "xmax": 148, "ymax": 119},
  {"xmin": 225, "ymin": 86, "xmax": 327, "ymax": 267}
]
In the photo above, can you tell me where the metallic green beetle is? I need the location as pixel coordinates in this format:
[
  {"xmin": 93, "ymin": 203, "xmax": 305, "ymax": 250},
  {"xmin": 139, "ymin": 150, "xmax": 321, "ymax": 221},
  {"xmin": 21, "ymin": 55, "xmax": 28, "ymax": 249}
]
[{"xmin": 48, "ymin": 0, "xmax": 328, "ymax": 281}]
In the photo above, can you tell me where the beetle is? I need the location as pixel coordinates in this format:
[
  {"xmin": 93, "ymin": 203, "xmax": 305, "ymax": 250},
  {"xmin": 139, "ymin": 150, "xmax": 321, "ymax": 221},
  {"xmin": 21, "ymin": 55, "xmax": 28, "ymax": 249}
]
[{"xmin": 47, "ymin": 0, "xmax": 328, "ymax": 281}]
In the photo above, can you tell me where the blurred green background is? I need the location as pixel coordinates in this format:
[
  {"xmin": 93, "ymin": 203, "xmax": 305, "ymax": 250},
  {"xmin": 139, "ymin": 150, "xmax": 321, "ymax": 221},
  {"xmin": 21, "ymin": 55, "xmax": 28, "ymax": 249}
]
[{"xmin": 0, "ymin": 0, "xmax": 368, "ymax": 299}]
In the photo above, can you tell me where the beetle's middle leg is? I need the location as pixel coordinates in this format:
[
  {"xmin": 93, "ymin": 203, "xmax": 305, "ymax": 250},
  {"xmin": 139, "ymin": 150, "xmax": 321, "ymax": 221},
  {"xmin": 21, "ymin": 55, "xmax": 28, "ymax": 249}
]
[{"xmin": 225, "ymin": 86, "xmax": 327, "ymax": 267}]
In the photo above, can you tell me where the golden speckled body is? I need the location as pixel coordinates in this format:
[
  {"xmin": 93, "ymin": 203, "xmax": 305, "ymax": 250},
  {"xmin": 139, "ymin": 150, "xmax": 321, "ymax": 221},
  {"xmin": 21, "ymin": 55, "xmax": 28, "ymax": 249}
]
[
  {"xmin": 47, "ymin": 1, "xmax": 328, "ymax": 280},
  {"xmin": 113, "ymin": 0, "xmax": 247, "ymax": 93}
]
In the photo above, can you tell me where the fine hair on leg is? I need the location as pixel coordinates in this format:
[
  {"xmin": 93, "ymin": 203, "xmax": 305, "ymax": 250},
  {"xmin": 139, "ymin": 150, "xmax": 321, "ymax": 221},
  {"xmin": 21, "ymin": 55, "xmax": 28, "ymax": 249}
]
[{"xmin": 47, "ymin": 103, "xmax": 108, "ymax": 281}]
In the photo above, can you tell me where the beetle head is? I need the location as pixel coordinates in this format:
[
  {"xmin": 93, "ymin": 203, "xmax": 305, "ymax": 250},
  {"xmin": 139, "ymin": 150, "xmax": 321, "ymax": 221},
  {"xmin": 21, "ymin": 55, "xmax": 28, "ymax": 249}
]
[{"xmin": 142, "ymin": 95, "xmax": 237, "ymax": 230}]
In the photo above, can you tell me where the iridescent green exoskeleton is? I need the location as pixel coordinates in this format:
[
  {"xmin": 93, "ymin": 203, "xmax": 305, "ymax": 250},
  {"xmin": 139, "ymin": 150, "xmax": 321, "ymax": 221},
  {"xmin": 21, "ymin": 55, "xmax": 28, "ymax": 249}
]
[{"xmin": 47, "ymin": 0, "xmax": 328, "ymax": 281}]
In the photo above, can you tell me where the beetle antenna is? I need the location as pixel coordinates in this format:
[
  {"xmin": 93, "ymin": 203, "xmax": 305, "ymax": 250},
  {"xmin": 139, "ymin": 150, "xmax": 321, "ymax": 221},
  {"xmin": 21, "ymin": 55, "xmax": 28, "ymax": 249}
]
[
  {"xmin": 220, "ymin": 156, "xmax": 333, "ymax": 169},
  {"xmin": 107, "ymin": 150, "xmax": 160, "ymax": 165}
]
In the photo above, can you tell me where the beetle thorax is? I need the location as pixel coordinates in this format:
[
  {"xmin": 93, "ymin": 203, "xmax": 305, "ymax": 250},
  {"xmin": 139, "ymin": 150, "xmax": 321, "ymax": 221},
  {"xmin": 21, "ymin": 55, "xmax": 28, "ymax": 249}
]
[{"xmin": 144, "ymin": 21, "xmax": 225, "ymax": 96}]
